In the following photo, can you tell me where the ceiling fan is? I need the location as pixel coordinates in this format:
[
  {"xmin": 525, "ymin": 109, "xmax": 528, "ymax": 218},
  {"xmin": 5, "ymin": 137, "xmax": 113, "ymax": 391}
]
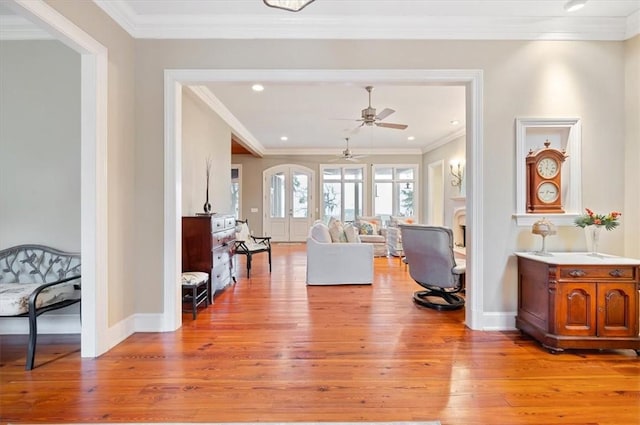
[
  {"xmin": 330, "ymin": 138, "xmax": 367, "ymax": 162},
  {"xmin": 349, "ymin": 86, "xmax": 408, "ymax": 133}
]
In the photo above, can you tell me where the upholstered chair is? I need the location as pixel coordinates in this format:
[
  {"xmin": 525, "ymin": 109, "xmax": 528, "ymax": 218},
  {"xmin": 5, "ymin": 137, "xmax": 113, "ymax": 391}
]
[{"xmin": 399, "ymin": 224, "xmax": 465, "ymax": 311}]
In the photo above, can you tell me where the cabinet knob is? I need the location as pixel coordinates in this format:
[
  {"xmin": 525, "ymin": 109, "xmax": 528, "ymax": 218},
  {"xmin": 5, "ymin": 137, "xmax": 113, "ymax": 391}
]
[
  {"xmin": 609, "ymin": 269, "xmax": 624, "ymax": 277},
  {"xmin": 568, "ymin": 269, "xmax": 586, "ymax": 277}
]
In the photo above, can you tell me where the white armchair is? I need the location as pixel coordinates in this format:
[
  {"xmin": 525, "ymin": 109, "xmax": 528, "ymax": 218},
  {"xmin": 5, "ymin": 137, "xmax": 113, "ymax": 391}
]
[{"xmin": 306, "ymin": 222, "xmax": 374, "ymax": 285}]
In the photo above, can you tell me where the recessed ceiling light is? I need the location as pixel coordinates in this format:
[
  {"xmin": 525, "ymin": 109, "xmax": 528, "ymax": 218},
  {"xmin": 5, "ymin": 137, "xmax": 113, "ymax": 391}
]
[
  {"xmin": 407, "ymin": 136, "xmax": 415, "ymax": 141},
  {"xmin": 280, "ymin": 136, "xmax": 288, "ymax": 141},
  {"xmin": 564, "ymin": 0, "xmax": 587, "ymax": 12},
  {"xmin": 450, "ymin": 120, "xmax": 460, "ymax": 125},
  {"xmin": 252, "ymin": 84, "xmax": 264, "ymax": 92}
]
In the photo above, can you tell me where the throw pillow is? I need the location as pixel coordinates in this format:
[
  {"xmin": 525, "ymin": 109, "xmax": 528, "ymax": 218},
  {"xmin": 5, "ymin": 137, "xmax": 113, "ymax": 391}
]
[
  {"xmin": 358, "ymin": 220, "xmax": 377, "ymax": 236},
  {"xmin": 328, "ymin": 219, "xmax": 348, "ymax": 243},
  {"xmin": 343, "ymin": 223, "xmax": 361, "ymax": 243},
  {"xmin": 310, "ymin": 222, "xmax": 332, "ymax": 243}
]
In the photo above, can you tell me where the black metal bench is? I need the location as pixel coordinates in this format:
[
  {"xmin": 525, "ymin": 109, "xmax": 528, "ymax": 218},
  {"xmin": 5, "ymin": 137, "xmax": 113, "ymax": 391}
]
[{"xmin": 0, "ymin": 244, "xmax": 81, "ymax": 370}]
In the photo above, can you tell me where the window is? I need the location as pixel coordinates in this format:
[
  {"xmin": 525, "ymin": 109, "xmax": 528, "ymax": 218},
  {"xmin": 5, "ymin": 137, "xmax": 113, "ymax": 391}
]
[
  {"xmin": 231, "ymin": 165, "xmax": 241, "ymax": 219},
  {"xmin": 373, "ymin": 165, "xmax": 418, "ymax": 217},
  {"xmin": 320, "ymin": 165, "xmax": 365, "ymax": 222}
]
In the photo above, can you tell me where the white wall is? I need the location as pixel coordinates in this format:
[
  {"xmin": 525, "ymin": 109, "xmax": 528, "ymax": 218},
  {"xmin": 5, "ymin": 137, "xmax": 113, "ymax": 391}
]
[
  {"xmin": 624, "ymin": 35, "xmax": 640, "ymax": 258},
  {"xmin": 422, "ymin": 135, "xmax": 465, "ymax": 228},
  {"xmin": 182, "ymin": 88, "xmax": 232, "ymax": 216},
  {"xmin": 0, "ymin": 40, "xmax": 80, "ymax": 251}
]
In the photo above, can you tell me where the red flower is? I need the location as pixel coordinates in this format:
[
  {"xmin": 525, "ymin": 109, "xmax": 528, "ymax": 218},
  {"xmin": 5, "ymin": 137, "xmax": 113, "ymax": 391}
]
[
  {"xmin": 585, "ymin": 208, "xmax": 594, "ymax": 216},
  {"xmin": 593, "ymin": 218, "xmax": 602, "ymax": 225}
]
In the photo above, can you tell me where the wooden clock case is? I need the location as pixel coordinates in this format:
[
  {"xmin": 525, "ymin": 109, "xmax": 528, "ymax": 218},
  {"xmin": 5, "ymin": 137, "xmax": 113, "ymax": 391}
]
[{"xmin": 526, "ymin": 140, "xmax": 568, "ymax": 213}]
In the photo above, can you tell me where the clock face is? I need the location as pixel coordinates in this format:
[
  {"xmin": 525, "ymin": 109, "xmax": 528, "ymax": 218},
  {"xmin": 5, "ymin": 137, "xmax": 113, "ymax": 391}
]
[
  {"xmin": 537, "ymin": 182, "xmax": 559, "ymax": 203},
  {"xmin": 536, "ymin": 157, "xmax": 559, "ymax": 178}
]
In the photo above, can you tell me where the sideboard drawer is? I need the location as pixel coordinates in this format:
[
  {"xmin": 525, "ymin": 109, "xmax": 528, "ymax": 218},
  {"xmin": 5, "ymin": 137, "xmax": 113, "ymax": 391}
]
[{"xmin": 559, "ymin": 266, "xmax": 636, "ymax": 280}]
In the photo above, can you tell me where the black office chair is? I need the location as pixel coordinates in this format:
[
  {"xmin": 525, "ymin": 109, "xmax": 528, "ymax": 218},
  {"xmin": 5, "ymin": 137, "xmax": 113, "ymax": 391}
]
[
  {"xmin": 399, "ymin": 224, "xmax": 465, "ymax": 311},
  {"xmin": 234, "ymin": 219, "xmax": 272, "ymax": 278}
]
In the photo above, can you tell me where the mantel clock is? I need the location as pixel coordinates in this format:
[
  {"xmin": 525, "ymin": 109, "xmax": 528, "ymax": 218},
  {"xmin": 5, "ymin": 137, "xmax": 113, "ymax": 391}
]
[{"xmin": 526, "ymin": 140, "xmax": 568, "ymax": 213}]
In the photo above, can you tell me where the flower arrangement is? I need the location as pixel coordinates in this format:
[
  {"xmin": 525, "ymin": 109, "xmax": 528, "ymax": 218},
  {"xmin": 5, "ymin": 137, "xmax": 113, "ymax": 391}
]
[{"xmin": 574, "ymin": 208, "xmax": 621, "ymax": 230}]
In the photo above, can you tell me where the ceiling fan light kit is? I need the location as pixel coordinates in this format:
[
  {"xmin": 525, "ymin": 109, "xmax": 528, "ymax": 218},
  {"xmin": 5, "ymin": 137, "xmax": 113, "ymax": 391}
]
[
  {"xmin": 349, "ymin": 86, "xmax": 408, "ymax": 132},
  {"xmin": 263, "ymin": 0, "xmax": 316, "ymax": 12},
  {"xmin": 564, "ymin": 0, "xmax": 588, "ymax": 12}
]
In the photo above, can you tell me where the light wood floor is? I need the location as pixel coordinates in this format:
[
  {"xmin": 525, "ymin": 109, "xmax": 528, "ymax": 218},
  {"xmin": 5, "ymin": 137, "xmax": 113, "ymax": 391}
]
[{"xmin": 1, "ymin": 244, "xmax": 639, "ymax": 425}]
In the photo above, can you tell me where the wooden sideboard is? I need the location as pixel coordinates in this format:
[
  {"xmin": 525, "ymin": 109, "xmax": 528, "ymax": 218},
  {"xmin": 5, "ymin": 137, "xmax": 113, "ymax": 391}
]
[
  {"xmin": 515, "ymin": 252, "xmax": 640, "ymax": 354},
  {"xmin": 182, "ymin": 214, "xmax": 237, "ymax": 303}
]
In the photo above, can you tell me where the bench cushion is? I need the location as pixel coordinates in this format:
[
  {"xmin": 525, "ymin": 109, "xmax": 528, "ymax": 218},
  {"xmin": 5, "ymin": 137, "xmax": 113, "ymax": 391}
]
[
  {"xmin": 181, "ymin": 272, "xmax": 209, "ymax": 286},
  {"xmin": 0, "ymin": 280, "xmax": 79, "ymax": 316}
]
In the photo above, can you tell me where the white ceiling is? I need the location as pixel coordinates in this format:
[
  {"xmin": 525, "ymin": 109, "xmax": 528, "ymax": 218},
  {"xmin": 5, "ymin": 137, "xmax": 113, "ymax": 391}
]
[
  {"xmin": 2, "ymin": 0, "xmax": 638, "ymax": 155},
  {"xmin": 200, "ymin": 82, "xmax": 466, "ymax": 155}
]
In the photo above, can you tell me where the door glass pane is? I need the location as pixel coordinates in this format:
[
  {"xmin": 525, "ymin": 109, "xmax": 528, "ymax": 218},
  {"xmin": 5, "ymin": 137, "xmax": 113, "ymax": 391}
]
[
  {"xmin": 231, "ymin": 167, "xmax": 240, "ymax": 219},
  {"xmin": 344, "ymin": 182, "xmax": 362, "ymax": 222},
  {"xmin": 292, "ymin": 172, "xmax": 309, "ymax": 218},
  {"xmin": 323, "ymin": 168, "xmax": 341, "ymax": 180},
  {"xmin": 374, "ymin": 182, "xmax": 393, "ymax": 216},
  {"xmin": 323, "ymin": 182, "xmax": 341, "ymax": 219},
  {"xmin": 270, "ymin": 172, "xmax": 286, "ymax": 218},
  {"xmin": 398, "ymin": 182, "xmax": 415, "ymax": 217},
  {"xmin": 397, "ymin": 167, "xmax": 414, "ymax": 180},
  {"xmin": 374, "ymin": 167, "xmax": 393, "ymax": 180},
  {"xmin": 231, "ymin": 182, "xmax": 239, "ymax": 219},
  {"xmin": 344, "ymin": 167, "xmax": 363, "ymax": 180}
]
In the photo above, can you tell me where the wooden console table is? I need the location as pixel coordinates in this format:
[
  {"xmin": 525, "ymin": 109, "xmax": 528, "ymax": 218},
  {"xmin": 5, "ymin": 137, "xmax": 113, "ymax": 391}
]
[{"xmin": 514, "ymin": 252, "xmax": 640, "ymax": 354}]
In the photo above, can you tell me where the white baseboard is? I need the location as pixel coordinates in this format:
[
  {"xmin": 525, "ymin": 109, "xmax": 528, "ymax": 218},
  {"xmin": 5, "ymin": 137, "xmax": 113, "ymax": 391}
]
[{"xmin": 480, "ymin": 311, "xmax": 517, "ymax": 330}]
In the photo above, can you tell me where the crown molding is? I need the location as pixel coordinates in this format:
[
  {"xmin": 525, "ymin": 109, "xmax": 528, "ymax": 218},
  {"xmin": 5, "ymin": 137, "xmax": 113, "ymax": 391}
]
[
  {"xmin": 90, "ymin": 2, "xmax": 636, "ymax": 41},
  {"xmin": 187, "ymin": 85, "xmax": 266, "ymax": 157},
  {"xmin": 0, "ymin": 15, "xmax": 53, "ymax": 40},
  {"xmin": 422, "ymin": 128, "xmax": 466, "ymax": 154}
]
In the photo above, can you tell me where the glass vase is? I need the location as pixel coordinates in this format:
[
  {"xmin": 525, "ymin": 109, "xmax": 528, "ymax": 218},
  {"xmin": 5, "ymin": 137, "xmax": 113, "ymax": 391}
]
[{"xmin": 585, "ymin": 225, "xmax": 603, "ymax": 257}]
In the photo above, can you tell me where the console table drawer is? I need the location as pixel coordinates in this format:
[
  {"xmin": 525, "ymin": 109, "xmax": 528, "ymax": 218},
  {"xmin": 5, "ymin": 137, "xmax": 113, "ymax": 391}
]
[{"xmin": 559, "ymin": 266, "xmax": 636, "ymax": 280}]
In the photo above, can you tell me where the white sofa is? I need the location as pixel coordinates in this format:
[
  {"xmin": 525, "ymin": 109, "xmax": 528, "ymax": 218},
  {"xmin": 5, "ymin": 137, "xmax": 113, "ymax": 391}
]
[{"xmin": 306, "ymin": 221, "xmax": 374, "ymax": 285}]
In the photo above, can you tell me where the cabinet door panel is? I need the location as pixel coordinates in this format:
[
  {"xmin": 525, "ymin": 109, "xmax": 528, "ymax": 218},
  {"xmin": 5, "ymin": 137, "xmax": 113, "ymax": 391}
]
[
  {"xmin": 555, "ymin": 282, "xmax": 597, "ymax": 336},
  {"xmin": 597, "ymin": 282, "xmax": 638, "ymax": 337}
]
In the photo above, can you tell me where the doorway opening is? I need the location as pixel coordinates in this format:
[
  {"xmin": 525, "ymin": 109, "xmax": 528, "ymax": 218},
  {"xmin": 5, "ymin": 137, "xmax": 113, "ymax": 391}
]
[{"xmin": 164, "ymin": 69, "xmax": 484, "ymax": 331}]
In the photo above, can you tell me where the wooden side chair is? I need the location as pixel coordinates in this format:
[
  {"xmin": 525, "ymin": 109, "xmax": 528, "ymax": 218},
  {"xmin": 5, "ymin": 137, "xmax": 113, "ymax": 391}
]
[{"xmin": 234, "ymin": 219, "xmax": 272, "ymax": 278}]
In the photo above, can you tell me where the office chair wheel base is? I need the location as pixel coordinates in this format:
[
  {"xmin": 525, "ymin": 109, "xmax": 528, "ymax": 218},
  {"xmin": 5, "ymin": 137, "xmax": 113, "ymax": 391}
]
[{"xmin": 413, "ymin": 290, "xmax": 464, "ymax": 311}]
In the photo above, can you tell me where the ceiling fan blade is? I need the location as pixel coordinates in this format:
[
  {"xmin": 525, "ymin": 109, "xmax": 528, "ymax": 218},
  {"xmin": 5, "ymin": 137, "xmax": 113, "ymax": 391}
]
[
  {"xmin": 375, "ymin": 108, "xmax": 395, "ymax": 121},
  {"xmin": 376, "ymin": 122, "xmax": 408, "ymax": 130}
]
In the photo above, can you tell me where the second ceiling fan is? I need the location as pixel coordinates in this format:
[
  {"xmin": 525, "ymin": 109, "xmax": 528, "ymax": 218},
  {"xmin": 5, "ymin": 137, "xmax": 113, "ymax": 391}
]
[{"xmin": 350, "ymin": 86, "xmax": 408, "ymax": 133}]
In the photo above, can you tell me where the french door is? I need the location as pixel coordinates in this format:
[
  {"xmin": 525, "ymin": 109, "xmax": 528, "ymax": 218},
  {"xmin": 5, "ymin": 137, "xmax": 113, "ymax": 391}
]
[{"xmin": 263, "ymin": 165, "xmax": 314, "ymax": 242}]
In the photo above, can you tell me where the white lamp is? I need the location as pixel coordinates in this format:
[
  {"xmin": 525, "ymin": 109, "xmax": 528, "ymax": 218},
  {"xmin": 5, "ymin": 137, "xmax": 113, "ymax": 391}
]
[
  {"xmin": 564, "ymin": 0, "xmax": 587, "ymax": 12},
  {"xmin": 263, "ymin": 0, "xmax": 316, "ymax": 12}
]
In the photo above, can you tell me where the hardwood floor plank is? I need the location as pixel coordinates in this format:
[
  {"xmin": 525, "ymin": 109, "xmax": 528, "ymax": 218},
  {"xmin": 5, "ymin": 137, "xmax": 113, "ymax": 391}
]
[{"xmin": 1, "ymin": 244, "xmax": 639, "ymax": 424}]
